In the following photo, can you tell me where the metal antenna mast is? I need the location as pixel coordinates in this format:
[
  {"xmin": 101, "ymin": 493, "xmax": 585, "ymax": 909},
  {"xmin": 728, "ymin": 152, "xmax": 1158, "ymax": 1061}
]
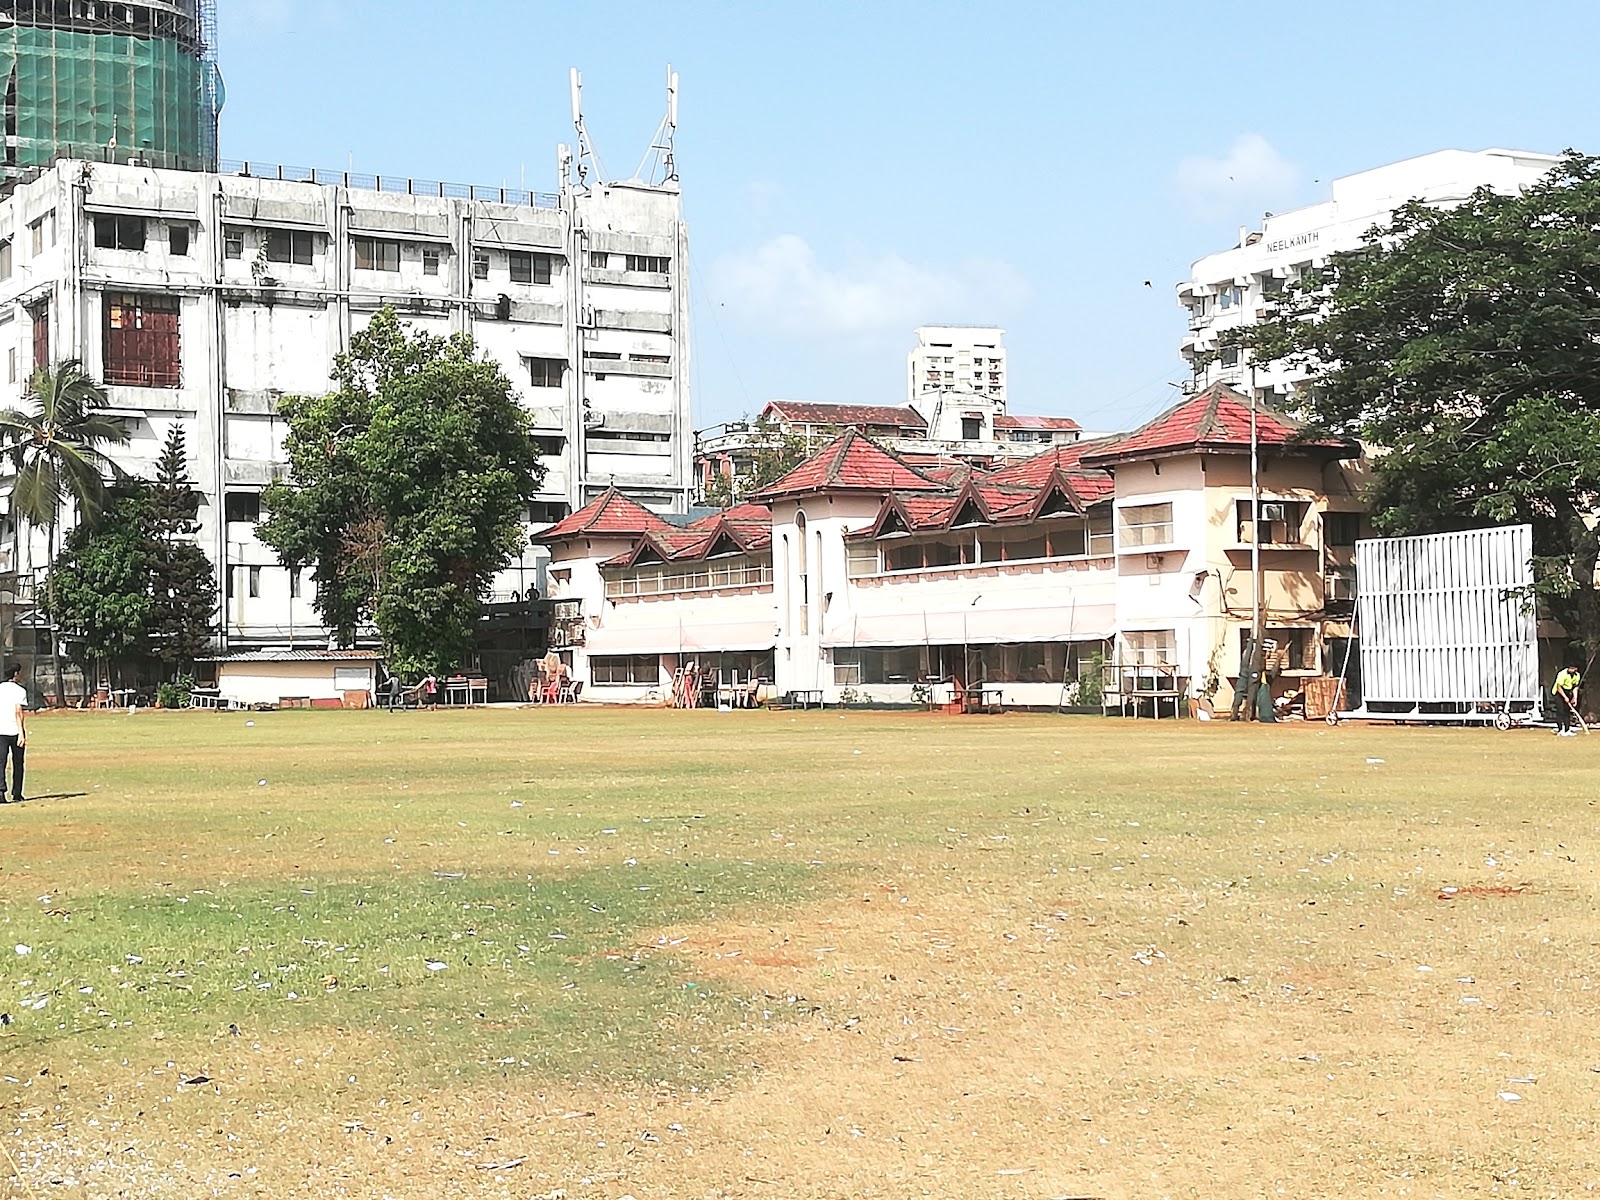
[
  {"xmin": 635, "ymin": 65, "xmax": 680, "ymax": 185},
  {"xmin": 568, "ymin": 68, "xmax": 605, "ymax": 190}
]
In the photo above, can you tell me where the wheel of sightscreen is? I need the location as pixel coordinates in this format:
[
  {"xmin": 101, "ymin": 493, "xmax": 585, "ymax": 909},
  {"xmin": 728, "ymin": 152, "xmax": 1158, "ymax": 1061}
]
[
  {"xmin": 1494, "ymin": 712, "xmax": 1513, "ymax": 732},
  {"xmin": 1325, "ymin": 711, "xmax": 1340, "ymax": 726}
]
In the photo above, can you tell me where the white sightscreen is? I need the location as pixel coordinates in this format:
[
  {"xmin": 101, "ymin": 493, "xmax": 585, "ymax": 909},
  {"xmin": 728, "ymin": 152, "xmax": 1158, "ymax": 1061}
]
[{"xmin": 1355, "ymin": 524, "xmax": 1538, "ymax": 704}]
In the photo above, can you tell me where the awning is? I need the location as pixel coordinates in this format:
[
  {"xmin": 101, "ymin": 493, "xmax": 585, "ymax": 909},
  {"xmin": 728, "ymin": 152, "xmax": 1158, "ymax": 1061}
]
[
  {"xmin": 824, "ymin": 604, "xmax": 1115, "ymax": 648},
  {"xmin": 587, "ymin": 620, "xmax": 778, "ymax": 656}
]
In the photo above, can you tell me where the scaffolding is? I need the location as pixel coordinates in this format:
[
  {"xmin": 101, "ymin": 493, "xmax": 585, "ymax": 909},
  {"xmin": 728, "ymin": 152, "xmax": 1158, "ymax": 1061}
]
[{"xmin": 0, "ymin": 0, "xmax": 219, "ymax": 183}]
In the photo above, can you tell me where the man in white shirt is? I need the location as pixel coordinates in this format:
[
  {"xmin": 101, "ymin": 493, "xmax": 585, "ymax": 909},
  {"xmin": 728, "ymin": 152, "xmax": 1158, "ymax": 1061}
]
[{"xmin": 0, "ymin": 663, "xmax": 28, "ymax": 803}]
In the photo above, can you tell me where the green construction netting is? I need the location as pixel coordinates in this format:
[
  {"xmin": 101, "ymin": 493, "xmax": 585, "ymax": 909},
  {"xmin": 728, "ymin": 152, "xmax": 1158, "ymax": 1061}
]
[{"xmin": 0, "ymin": 25, "xmax": 207, "ymax": 170}]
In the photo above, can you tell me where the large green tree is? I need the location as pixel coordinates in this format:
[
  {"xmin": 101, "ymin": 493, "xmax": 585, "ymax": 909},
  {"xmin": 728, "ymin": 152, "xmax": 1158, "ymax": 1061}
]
[
  {"xmin": 43, "ymin": 487, "xmax": 153, "ymax": 680},
  {"xmin": 259, "ymin": 308, "xmax": 545, "ymax": 675},
  {"xmin": 146, "ymin": 424, "xmax": 217, "ymax": 669},
  {"xmin": 0, "ymin": 360, "xmax": 129, "ymax": 703},
  {"xmin": 1239, "ymin": 151, "xmax": 1600, "ymax": 662}
]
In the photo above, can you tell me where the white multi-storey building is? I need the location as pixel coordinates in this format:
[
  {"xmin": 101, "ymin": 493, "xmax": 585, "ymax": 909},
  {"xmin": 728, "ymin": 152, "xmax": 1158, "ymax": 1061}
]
[
  {"xmin": 0, "ymin": 156, "xmax": 692, "ymax": 653},
  {"xmin": 907, "ymin": 324, "xmax": 1006, "ymax": 410},
  {"xmin": 1178, "ymin": 148, "xmax": 1559, "ymax": 400}
]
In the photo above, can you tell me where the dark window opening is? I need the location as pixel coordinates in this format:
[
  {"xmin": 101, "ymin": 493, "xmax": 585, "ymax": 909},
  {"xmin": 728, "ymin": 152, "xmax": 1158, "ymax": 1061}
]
[
  {"xmin": 526, "ymin": 500, "xmax": 570, "ymax": 524},
  {"xmin": 624, "ymin": 254, "xmax": 669, "ymax": 274},
  {"xmin": 961, "ymin": 417, "xmax": 982, "ymax": 440},
  {"xmin": 472, "ymin": 249, "xmax": 490, "ymax": 280},
  {"xmin": 525, "ymin": 356, "xmax": 566, "ymax": 388},
  {"xmin": 94, "ymin": 214, "xmax": 145, "ymax": 251},
  {"xmin": 1326, "ymin": 511, "xmax": 1361, "ymax": 546},
  {"xmin": 247, "ymin": 566, "xmax": 261, "ymax": 598},
  {"xmin": 509, "ymin": 252, "xmax": 532, "ymax": 283},
  {"xmin": 30, "ymin": 300, "xmax": 48, "ymax": 371},
  {"xmin": 168, "ymin": 225, "xmax": 190, "ymax": 256},
  {"xmin": 531, "ymin": 434, "xmax": 566, "ymax": 456},
  {"xmin": 267, "ymin": 228, "xmax": 315, "ymax": 265},
  {"xmin": 224, "ymin": 227, "xmax": 244, "ymax": 259},
  {"xmin": 225, "ymin": 492, "xmax": 261, "ymax": 523},
  {"xmin": 422, "ymin": 246, "xmax": 441, "ymax": 275},
  {"xmin": 104, "ymin": 293, "xmax": 180, "ymax": 387},
  {"xmin": 353, "ymin": 236, "xmax": 399, "ymax": 272}
]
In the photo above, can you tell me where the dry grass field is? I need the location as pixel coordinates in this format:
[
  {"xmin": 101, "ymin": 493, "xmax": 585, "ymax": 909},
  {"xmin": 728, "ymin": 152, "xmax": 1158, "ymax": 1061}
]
[{"xmin": 2, "ymin": 706, "xmax": 1598, "ymax": 1199}]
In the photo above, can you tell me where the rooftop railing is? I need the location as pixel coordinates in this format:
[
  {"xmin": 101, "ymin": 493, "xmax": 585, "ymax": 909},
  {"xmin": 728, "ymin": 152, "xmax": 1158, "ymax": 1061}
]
[{"xmin": 219, "ymin": 160, "xmax": 560, "ymax": 208}]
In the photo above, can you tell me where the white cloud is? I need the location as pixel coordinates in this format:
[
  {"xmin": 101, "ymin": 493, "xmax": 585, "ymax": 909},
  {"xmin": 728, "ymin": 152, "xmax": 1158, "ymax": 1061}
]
[
  {"xmin": 1176, "ymin": 133, "xmax": 1301, "ymax": 220},
  {"xmin": 709, "ymin": 235, "xmax": 1032, "ymax": 336}
]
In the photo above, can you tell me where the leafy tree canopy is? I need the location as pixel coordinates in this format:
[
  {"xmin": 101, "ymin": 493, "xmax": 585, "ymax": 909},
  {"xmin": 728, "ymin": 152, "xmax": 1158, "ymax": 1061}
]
[
  {"xmin": 259, "ymin": 308, "xmax": 546, "ymax": 675},
  {"xmin": 44, "ymin": 487, "xmax": 154, "ymax": 668},
  {"xmin": 1237, "ymin": 151, "xmax": 1600, "ymax": 659}
]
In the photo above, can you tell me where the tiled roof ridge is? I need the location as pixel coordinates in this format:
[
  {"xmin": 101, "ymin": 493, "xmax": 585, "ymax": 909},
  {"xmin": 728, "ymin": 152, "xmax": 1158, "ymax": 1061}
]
[{"xmin": 535, "ymin": 486, "xmax": 674, "ymax": 541}]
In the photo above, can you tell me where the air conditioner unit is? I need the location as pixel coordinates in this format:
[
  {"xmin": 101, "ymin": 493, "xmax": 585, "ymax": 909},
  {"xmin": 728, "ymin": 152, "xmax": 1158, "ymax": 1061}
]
[{"xmin": 1260, "ymin": 502, "xmax": 1287, "ymax": 523}]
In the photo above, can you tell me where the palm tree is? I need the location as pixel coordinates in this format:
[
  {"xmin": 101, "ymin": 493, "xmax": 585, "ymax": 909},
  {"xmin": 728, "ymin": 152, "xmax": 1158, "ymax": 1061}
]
[{"xmin": 0, "ymin": 360, "xmax": 129, "ymax": 705}]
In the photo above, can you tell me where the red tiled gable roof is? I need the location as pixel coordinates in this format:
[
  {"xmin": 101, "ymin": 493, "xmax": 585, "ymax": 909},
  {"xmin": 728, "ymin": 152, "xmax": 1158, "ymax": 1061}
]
[
  {"xmin": 601, "ymin": 528, "xmax": 709, "ymax": 568},
  {"xmin": 995, "ymin": 414, "xmax": 1082, "ymax": 431},
  {"xmin": 535, "ymin": 487, "xmax": 675, "ymax": 541},
  {"xmin": 688, "ymin": 500, "xmax": 772, "ymax": 530},
  {"xmin": 763, "ymin": 400, "xmax": 928, "ymax": 430},
  {"xmin": 1082, "ymin": 384, "xmax": 1357, "ymax": 467},
  {"xmin": 752, "ymin": 430, "xmax": 946, "ymax": 500},
  {"xmin": 984, "ymin": 441, "xmax": 1115, "ymax": 504}
]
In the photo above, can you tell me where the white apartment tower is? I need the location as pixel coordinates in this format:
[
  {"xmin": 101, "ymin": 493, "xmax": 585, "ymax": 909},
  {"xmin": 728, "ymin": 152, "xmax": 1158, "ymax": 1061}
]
[
  {"xmin": 907, "ymin": 325, "xmax": 1007, "ymax": 409},
  {"xmin": 1178, "ymin": 148, "xmax": 1559, "ymax": 401},
  {"xmin": 0, "ymin": 154, "xmax": 693, "ymax": 652}
]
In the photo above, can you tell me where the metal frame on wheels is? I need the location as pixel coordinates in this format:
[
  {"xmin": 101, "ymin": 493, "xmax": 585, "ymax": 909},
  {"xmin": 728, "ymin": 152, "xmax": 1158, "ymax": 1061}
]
[{"xmin": 1329, "ymin": 525, "xmax": 1541, "ymax": 730}]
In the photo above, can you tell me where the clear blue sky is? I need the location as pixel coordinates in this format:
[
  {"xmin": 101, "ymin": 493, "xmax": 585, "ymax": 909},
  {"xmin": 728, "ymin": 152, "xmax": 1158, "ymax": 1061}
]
[{"xmin": 218, "ymin": 0, "xmax": 1600, "ymax": 434}]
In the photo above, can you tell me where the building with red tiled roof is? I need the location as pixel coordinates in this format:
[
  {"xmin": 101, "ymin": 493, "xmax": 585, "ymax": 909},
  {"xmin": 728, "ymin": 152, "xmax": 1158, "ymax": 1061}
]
[
  {"xmin": 542, "ymin": 411, "xmax": 1371, "ymax": 717},
  {"xmin": 751, "ymin": 430, "xmax": 945, "ymax": 501},
  {"xmin": 1082, "ymin": 384, "xmax": 1356, "ymax": 468},
  {"xmin": 534, "ymin": 487, "xmax": 675, "ymax": 542},
  {"xmin": 761, "ymin": 400, "xmax": 928, "ymax": 435}
]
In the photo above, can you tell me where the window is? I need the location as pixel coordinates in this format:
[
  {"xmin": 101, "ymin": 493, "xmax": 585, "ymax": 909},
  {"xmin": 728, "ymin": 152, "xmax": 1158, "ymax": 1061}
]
[
  {"xmin": 94, "ymin": 215, "xmax": 146, "ymax": 251},
  {"xmin": 525, "ymin": 357, "xmax": 565, "ymax": 388},
  {"xmin": 472, "ymin": 249, "xmax": 490, "ymax": 280},
  {"xmin": 1234, "ymin": 499, "xmax": 1307, "ymax": 545},
  {"xmin": 0, "ymin": 240, "xmax": 12, "ymax": 280},
  {"xmin": 1088, "ymin": 515, "xmax": 1113, "ymax": 556},
  {"xmin": 103, "ymin": 293, "xmax": 180, "ymax": 387},
  {"xmin": 30, "ymin": 301, "xmax": 48, "ymax": 370},
  {"xmin": 1325, "ymin": 511, "xmax": 1360, "ymax": 547},
  {"xmin": 526, "ymin": 500, "xmax": 570, "ymax": 524},
  {"xmin": 1119, "ymin": 502, "xmax": 1174, "ymax": 548},
  {"xmin": 1219, "ymin": 346, "xmax": 1240, "ymax": 367},
  {"xmin": 29, "ymin": 211, "xmax": 54, "ymax": 256},
  {"xmin": 589, "ymin": 251, "xmax": 609, "ymax": 268},
  {"xmin": 961, "ymin": 417, "xmax": 982, "ymax": 440},
  {"xmin": 266, "ymin": 228, "xmax": 315, "ymax": 265},
  {"xmin": 353, "ymin": 237, "xmax": 399, "ymax": 272},
  {"xmin": 169, "ymin": 225, "xmax": 190, "ymax": 256},
  {"xmin": 530, "ymin": 434, "xmax": 565, "ymax": 456},
  {"xmin": 422, "ymin": 246, "xmax": 441, "ymax": 276},
  {"xmin": 224, "ymin": 491, "xmax": 261, "ymax": 523},
  {"xmin": 7, "ymin": 348, "xmax": 15, "ymax": 383},
  {"xmin": 1325, "ymin": 566, "xmax": 1356, "ymax": 606},
  {"xmin": 247, "ymin": 566, "xmax": 262, "ymax": 598},
  {"xmin": 289, "ymin": 569, "xmax": 301, "ymax": 599},
  {"xmin": 1124, "ymin": 629, "xmax": 1176, "ymax": 667},
  {"xmin": 1254, "ymin": 627, "xmax": 1317, "ymax": 673},
  {"xmin": 590, "ymin": 655, "xmax": 658, "ymax": 685},
  {"xmin": 625, "ymin": 254, "xmax": 669, "ymax": 274},
  {"xmin": 509, "ymin": 252, "xmax": 552, "ymax": 284},
  {"xmin": 224, "ymin": 227, "xmax": 245, "ymax": 259},
  {"xmin": 845, "ymin": 541, "xmax": 879, "ymax": 577}
]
